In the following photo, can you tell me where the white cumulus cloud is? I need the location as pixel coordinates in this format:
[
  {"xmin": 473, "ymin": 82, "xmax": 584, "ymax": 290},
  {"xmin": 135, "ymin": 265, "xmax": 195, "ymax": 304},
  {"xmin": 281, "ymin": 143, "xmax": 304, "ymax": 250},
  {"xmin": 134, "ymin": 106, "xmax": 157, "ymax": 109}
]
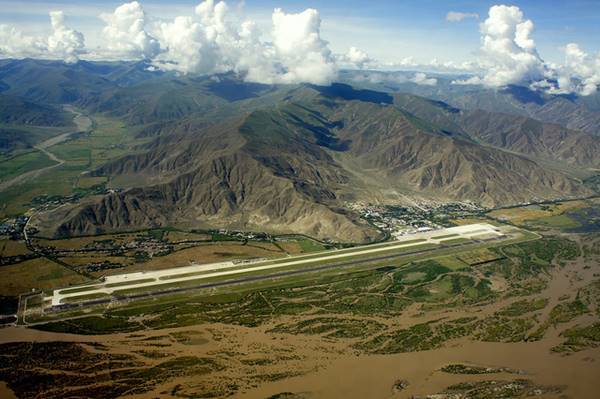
[
  {"xmin": 0, "ymin": 11, "xmax": 84, "ymax": 63},
  {"xmin": 0, "ymin": 1, "xmax": 337, "ymax": 84},
  {"xmin": 452, "ymin": 76, "xmax": 483, "ymax": 86},
  {"xmin": 553, "ymin": 43, "xmax": 600, "ymax": 96},
  {"xmin": 99, "ymin": 1, "xmax": 160, "ymax": 60},
  {"xmin": 450, "ymin": 5, "xmax": 599, "ymax": 96},
  {"xmin": 152, "ymin": 0, "xmax": 264, "ymax": 78},
  {"xmin": 410, "ymin": 72, "xmax": 437, "ymax": 86},
  {"xmin": 0, "ymin": 25, "xmax": 46, "ymax": 59},
  {"xmin": 152, "ymin": 1, "xmax": 336, "ymax": 85},
  {"xmin": 269, "ymin": 8, "xmax": 337, "ymax": 85},
  {"xmin": 446, "ymin": 11, "xmax": 479, "ymax": 22},
  {"xmin": 451, "ymin": 5, "xmax": 549, "ymax": 87},
  {"xmin": 475, "ymin": 5, "xmax": 546, "ymax": 87},
  {"xmin": 0, "ymin": 1, "xmax": 597, "ymax": 94},
  {"xmin": 337, "ymin": 47, "xmax": 373, "ymax": 69},
  {"xmin": 47, "ymin": 11, "xmax": 85, "ymax": 63},
  {"xmin": 382, "ymin": 57, "xmax": 477, "ymax": 74},
  {"xmin": 153, "ymin": 15, "xmax": 220, "ymax": 74},
  {"xmin": 347, "ymin": 70, "xmax": 438, "ymax": 86}
]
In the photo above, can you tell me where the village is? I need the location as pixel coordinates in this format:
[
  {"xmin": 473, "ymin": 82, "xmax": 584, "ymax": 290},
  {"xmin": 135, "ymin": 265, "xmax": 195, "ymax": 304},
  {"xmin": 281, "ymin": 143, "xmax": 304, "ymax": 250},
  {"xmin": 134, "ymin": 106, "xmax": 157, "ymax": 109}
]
[{"xmin": 348, "ymin": 201, "xmax": 486, "ymax": 238}]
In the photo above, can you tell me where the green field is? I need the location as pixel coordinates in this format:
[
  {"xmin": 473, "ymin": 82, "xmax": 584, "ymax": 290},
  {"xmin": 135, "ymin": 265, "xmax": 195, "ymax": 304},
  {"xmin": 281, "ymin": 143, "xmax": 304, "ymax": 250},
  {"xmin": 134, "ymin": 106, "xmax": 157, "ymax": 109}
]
[
  {"xmin": 0, "ymin": 150, "xmax": 57, "ymax": 182},
  {"xmin": 488, "ymin": 198, "xmax": 600, "ymax": 234},
  {"xmin": 434, "ymin": 255, "xmax": 469, "ymax": 270},
  {"xmin": 0, "ymin": 115, "xmax": 148, "ymax": 218},
  {"xmin": 530, "ymin": 214, "xmax": 581, "ymax": 229},
  {"xmin": 296, "ymin": 238, "xmax": 326, "ymax": 252}
]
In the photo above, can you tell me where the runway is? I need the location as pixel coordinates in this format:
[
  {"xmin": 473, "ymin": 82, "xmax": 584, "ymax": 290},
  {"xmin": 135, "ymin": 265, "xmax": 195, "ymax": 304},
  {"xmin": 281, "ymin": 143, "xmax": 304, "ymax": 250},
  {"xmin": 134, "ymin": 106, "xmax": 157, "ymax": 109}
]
[{"xmin": 50, "ymin": 223, "xmax": 509, "ymax": 307}]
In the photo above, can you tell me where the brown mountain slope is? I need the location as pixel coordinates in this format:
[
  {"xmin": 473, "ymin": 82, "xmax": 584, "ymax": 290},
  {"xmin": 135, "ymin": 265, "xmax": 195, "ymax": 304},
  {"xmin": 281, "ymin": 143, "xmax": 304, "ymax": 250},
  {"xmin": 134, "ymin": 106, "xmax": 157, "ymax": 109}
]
[
  {"xmin": 51, "ymin": 152, "xmax": 375, "ymax": 242},
  {"xmin": 530, "ymin": 97, "xmax": 600, "ymax": 136},
  {"xmin": 37, "ymin": 87, "xmax": 593, "ymax": 242},
  {"xmin": 393, "ymin": 93, "xmax": 600, "ymax": 169},
  {"xmin": 325, "ymin": 101, "xmax": 590, "ymax": 205},
  {"xmin": 406, "ymin": 85, "xmax": 600, "ymax": 137},
  {"xmin": 459, "ymin": 110, "xmax": 600, "ymax": 168},
  {"xmin": 38, "ymin": 110, "xmax": 378, "ymax": 242}
]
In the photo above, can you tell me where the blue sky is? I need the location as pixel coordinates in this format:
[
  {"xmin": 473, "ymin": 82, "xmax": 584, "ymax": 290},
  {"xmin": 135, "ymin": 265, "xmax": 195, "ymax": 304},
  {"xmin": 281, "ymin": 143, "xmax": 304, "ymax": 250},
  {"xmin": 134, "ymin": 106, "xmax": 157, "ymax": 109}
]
[{"xmin": 1, "ymin": 0, "xmax": 599, "ymax": 64}]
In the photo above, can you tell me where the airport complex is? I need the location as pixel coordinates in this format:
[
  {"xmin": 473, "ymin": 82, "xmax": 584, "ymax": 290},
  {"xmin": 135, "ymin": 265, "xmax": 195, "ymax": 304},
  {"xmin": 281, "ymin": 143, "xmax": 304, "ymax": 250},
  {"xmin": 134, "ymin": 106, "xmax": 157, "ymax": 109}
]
[{"xmin": 40, "ymin": 223, "xmax": 519, "ymax": 313}]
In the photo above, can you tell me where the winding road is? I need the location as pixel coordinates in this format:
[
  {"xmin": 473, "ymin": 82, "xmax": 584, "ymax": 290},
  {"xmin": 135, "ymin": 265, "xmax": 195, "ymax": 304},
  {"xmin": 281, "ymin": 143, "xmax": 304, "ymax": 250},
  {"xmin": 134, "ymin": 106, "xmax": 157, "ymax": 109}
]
[{"xmin": 0, "ymin": 106, "xmax": 92, "ymax": 192}]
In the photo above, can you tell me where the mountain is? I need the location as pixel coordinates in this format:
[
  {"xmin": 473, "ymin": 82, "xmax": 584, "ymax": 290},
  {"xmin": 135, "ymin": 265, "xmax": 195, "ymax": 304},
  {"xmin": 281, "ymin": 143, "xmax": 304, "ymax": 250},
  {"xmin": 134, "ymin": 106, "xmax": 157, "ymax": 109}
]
[
  {"xmin": 342, "ymin": 70, "xmax": 600, "ymax": 137},
  {"xmin": 36, "ymin": 84, "xmax": 593, "ymax": 241},
  {"xmin": 459, "ymin": 110, "xmax": 600, "ymax": 169},
  {"xmin": 0, "ymin": 93, "xmax": 73, "ymax": 153},
  {"xmin": 436, "ymin": 87, "xmax": 600, "ymax": 137},
  {"xmin": 0, "ymin": 59, "xmax": 158, "ymax": 104},
  {"xmin": 40, "ymin": 107, "xmax": 380, "ymax": 242},
  {"xmin": 2, "ymin": 61, "xmax": 596, "ymax": 242},
  {"xmin": 529, "ymin": 96, "xmax": 600, "ymax": 136},
  {"xmin": 393, "ymin": 93, "xmax": 600, "ymax": 169},
  {"xmin": 0, "ymin": 94, "xmax": 70, "ymax": 126},
  {"xmin": 315, "ymin": 90, "xmax": 590, "ymax": 204},
  {"xmin": 77, "ymin": 74, "xmax": 281, "ymax": 126},
  {"xmin": 0, "ymin": 127, "xmax": 35, "ymax": 152}
]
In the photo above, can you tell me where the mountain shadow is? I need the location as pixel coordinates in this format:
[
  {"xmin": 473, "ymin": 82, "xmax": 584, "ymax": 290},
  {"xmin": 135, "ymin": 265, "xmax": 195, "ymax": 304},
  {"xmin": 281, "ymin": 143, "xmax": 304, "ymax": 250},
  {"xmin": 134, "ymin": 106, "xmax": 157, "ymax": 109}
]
[
  {"xmin": 286, "ymin": 111, "xmax": 350, "ymax": 151},
  {"xmin": 502, "ymin": 85, "xmax": 545, "ymax": 105},
  {"xmin": 309, "ymin": 83, "xmax": 393, "ymax": 104},
  {"xmin": 426, "ymin": 99, "xmax": 460, "ymax": 113},
  {"xmin": 206, "ymin": 79, "xmax": 273, "ymax": 102}
]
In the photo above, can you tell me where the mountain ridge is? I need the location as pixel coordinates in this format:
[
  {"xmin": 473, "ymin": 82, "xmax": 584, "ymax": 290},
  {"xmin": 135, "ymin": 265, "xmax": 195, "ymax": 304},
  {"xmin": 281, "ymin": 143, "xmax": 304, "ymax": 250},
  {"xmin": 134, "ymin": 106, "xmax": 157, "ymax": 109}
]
[{"xmin": 35, "ymin": 87, "xmax": 594, "ymax": 241}]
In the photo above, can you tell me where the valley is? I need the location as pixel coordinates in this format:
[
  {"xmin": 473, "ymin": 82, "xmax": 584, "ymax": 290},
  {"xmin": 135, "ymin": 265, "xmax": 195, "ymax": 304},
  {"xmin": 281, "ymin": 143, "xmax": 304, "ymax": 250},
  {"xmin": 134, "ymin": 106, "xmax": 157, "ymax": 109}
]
[
  {"xmin": 0, "ymin": 106, "xmax": 92, "ymax": 192},
  {"xmin": 0, "ymin": 206, "xmax": 599, "ymax": 398},
  {"xmin": 0, "ymin": 58, "xmax": 598, "ymax": 399},
  {"xmin": 1, "ymin": 193, "xmax": 599, "ymax": 397}
]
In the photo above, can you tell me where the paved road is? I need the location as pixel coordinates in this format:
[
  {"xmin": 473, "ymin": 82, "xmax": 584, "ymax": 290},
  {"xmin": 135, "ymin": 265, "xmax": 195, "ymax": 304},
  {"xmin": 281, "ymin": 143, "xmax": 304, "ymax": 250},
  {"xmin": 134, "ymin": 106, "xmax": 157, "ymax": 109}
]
[{"xmin": 0, "ymin": 106, "xmax": 92, "ymax": 192}]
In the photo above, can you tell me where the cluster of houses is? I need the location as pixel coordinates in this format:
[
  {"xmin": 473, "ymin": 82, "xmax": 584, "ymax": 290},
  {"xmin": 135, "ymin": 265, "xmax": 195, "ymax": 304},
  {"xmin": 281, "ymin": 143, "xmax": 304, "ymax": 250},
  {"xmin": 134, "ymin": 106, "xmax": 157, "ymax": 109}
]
[
  {"xmin": 348, "ymin": 201, "xmax": 485, "ymax": 238},
  {"xmin": 0, "ymin": 216, "xmax": 28, "ymax": 239}
]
